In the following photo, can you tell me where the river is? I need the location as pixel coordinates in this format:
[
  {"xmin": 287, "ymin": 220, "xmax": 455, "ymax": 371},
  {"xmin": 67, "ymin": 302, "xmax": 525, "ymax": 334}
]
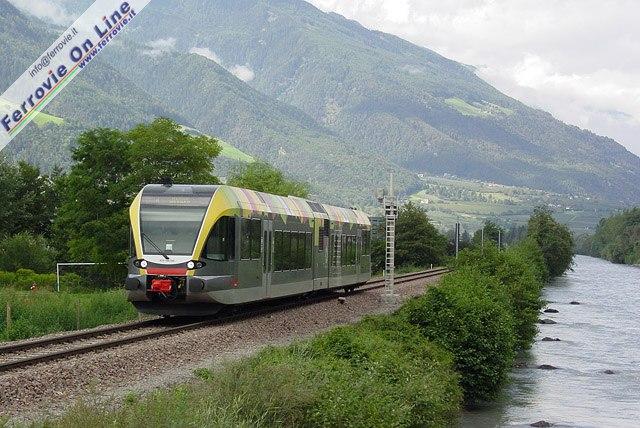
[{"xmin": 460, "ymin": 255, "xmax": 640, "ymax": 427}]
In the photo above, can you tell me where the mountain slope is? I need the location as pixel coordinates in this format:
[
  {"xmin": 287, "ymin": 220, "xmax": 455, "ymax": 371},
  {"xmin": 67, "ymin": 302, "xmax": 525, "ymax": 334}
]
[
  {"xmin": 104, "ymin": 0, "xmax": 640, "ymax": 204},
  {"xmin": 101, "ymin": 44, "xmax": 418, "ymax": 204},
  {"xmin": 0, "ymin": 0, "xmax": 418, "ymax": 206},
  {"xmin": 0, "ymin": 0, "xmax": 186, "ymax": 167}
]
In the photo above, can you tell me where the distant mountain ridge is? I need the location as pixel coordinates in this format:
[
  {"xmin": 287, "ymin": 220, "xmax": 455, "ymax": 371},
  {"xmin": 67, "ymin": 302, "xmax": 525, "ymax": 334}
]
[{"xmin": 2, "ymin": 0, "xmax": 639, "ymax": 206}]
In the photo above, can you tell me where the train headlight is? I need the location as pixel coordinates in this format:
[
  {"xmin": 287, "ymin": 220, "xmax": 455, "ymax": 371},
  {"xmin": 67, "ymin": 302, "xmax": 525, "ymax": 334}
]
[
  {"xmin": 186, "ymin": 260, "xmax": 205, "ymax": 270},
  {"xmin": 133, "ymin": 259, "xmax": 148, "ymax": 268}
]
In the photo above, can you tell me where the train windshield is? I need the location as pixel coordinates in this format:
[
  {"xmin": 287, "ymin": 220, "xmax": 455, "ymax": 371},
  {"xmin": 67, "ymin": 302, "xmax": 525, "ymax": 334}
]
[{"xmin": 139, "ymin": 186, "xmax": 216, "ymax": 256}]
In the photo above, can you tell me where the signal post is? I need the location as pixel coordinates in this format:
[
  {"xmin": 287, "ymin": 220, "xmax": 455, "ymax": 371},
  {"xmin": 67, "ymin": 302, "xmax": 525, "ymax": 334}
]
[{"xmin": 378, "ymin": 174, "xmax": 399, "ymax": 304}]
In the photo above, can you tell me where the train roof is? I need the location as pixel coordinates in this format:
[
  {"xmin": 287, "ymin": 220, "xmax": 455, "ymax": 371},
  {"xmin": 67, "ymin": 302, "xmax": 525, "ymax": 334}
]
[
  {"xmin": 217, "ymin": 185, "xmax": 371, "ymax": 226},
  {"xmin": 140, "ymin": 184, "xmax": 371, "ymax": 226}
]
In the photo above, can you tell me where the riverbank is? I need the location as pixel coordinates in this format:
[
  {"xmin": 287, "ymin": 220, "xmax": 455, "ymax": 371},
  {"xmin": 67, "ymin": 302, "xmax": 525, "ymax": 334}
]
[
  {"xmin": 575, "ymin": 207, "xmax": 640, "ymax": 265},
  {"xmin": 461, "ymin": 256, "xmax": 640, "ymax": 427}
]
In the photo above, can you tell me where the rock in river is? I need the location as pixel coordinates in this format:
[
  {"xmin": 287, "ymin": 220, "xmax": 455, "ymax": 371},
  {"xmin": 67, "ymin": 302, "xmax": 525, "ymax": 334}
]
[
  {"xmin": 570, "ymin": 301, "xmax": 581, "ymax": 305},
  {"xmin": 531, "ymin": 421, "xmax": 553, "ymax": 427},
  {"xmin": 538, "ymin": 364, "xmax": 559, "ymax": 370},
  {"xmin": 604, "ymin": 369, "xmax": 615, "ymax": 375},
  {"xmin": 541, "ymin": 337, "xmax": 561, "ymax": 342},
  {"xmin": 538, "ymin": 319, "xmax": 557, "ymax": 324},
  {"xmin": 544, "ymin": 308, "xmax": 559, "ymax": 313}
]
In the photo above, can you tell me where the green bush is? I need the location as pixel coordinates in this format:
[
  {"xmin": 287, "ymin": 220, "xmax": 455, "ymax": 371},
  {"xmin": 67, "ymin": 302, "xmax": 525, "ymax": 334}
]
[
  {"xmin": 453, "ymin": 242, "xmax": 544, "ymax": 349},
  {"xmin": 303, "ymin": 316, "xmax": 462, "ymax": 427},
  {"xmin": 0, "ymin": 232, "xmax": 56, "ymax": 273},
  {"xmin": 0, "ymin": 288, "xmax": 137, "ymax": 342},
  {"xmin": 0, "ymin": 270, "xmax": 92, "ymax": 292},
  {"xmin": 511, "ymin": 237, "xmax": 549, "ymax": 283},
  {"xmin": 0, "ymin": 269, "xmax": 56, "ymax": 289},
  {"xmin": 527, "ymin": 206, "xmax": 574, "ymax": 277},
  {"xmin": 587, "ymin": 207, "xmax": 640, "ymax": 265},
  {"xmin": 402, "ymin": 269, "xmax": 516, "ymax": 403},
  {"xmin": 48, "ymin": 315, "xmax": 462, "ymax": 428}
]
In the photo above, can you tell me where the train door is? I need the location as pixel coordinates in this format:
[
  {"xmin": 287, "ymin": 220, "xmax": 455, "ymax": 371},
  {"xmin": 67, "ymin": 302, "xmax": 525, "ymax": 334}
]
[
  {"xmin": 313, "ymin": 218, "xmax": 330, "ymax": 290},
  {"xmin": 356, "ymin": 228, "xmax": 362, "ymax": 277},
  {"xmin": 262, "ymin": 220, "xmax": 273, "ymax": 298}
]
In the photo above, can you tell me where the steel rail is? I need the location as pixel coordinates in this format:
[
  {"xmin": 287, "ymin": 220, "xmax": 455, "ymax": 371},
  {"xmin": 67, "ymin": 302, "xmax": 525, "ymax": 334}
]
[{"xmin": 0, "ymin": 268, "xmax": 449, "ymax": 373}]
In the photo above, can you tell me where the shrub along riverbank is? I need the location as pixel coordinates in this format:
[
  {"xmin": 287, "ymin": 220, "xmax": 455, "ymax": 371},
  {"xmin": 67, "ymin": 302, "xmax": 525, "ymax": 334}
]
[
  {"xmin": 576, "ymin": 207, "xmax": 640, "ymax": 265},
  {"xmin": 38, "ymin": 209, "xmax": 572, "ymax": 427}
]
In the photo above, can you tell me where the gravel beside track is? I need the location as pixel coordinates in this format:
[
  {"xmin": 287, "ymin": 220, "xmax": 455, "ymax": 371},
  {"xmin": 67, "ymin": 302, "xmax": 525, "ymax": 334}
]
[{"xmin": 0, "ymin": 274, "xmax": 442, "ymax": 422}]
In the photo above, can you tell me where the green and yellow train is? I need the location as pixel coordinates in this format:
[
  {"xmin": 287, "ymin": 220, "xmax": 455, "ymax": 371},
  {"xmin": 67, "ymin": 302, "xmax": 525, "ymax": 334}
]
[{"xmin": 125, "ymin": 184, "xmax": 372, "ymax": 316}]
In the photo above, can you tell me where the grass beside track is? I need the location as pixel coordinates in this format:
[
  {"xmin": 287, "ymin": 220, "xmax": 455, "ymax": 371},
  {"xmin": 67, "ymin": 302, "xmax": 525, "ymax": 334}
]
[
  {"xmin": 0, "ymin": 288, "xmax": 138, "ymax": 342},
  {"xmin": 45, "ymin": 315, "xmax": 463, "ymax": 427}
]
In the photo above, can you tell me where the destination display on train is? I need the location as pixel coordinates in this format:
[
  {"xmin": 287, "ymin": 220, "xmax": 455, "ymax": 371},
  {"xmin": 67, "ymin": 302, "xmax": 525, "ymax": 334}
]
[{"xmin": 140, "ymin": 195, "xmax": 213, "ymax": 207}]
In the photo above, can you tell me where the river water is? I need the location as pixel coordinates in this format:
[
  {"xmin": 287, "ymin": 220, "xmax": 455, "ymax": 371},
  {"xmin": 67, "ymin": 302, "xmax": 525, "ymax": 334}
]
[{"xmin": 460, "ymin": 255, "xmax": 640, "ymax": 427}]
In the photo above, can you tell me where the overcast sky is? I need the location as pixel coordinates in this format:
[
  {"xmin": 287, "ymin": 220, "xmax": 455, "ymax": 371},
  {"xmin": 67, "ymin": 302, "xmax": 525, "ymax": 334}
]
[{"xmin": 309, "ymin": 0, "xmax": 640, "ymax": 156}]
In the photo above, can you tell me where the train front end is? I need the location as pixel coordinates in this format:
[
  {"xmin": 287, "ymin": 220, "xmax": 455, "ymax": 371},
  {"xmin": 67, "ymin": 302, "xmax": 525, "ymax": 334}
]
[{"xmin": 125, "ymin": 184, "xmax": 225, "ymax": 316}]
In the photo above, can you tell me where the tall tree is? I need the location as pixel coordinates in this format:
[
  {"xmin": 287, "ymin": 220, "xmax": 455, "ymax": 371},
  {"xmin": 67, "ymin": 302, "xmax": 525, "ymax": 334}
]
[
  {"xmin": 394, "ymin": 202, "xmax": 448, "ymax": 269},
  {"xmin": 54, "ymin": 119, "xmax": 221, "ymax": 274},
  {"xmin": 54, "ymin": 128, "xmax": 133, "ymax": 267},
  {"xmin": 527, "ymin": 206, "xmax": 574, "ymax": 277},
  {"xmin": 228, "ymin": 161, "xmax": 309, "ymax": 198},
  {"xmin": 472, "ymin": 220, "xmax": 505, "ymax": 248},
  {"xmin": 588, "ymin": 208, "xmax": 640, "ymax": 265},
  {"xmin": 128, "ymin": 119, "xmax": 220, "ymax": 186},
  {"xmin": 0, "ymin": 158, "xmax": 58, "ymax": 238}
]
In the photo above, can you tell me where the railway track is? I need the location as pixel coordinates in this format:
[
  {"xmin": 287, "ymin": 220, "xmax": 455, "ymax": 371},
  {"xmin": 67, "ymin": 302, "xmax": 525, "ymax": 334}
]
[{"xmin": 0, "ymin": 268, "xmax": 448, "ymax": 373}]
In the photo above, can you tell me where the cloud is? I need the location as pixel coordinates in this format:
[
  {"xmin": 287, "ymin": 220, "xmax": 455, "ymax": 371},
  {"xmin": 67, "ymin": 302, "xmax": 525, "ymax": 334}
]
[
  {"xmin": 142, "ymin": 37, "xmax": 176, "ymax": 57},
  {"xmin": 308, "ymin": 0, "xmax": 640, "ymax": 155},
  {"xmin": 188, "ymin": 47, "xmax": 256, "ymax": 82},
  {"xmin": 189, "ymin": 47, "xmax": 222, "ymax": 64},
  {"xmin": 229, "ymin": 65, "xmax": 255, "ymax": 82},
  {"xmin": 7, "ymin": 0, "xmax": 73, "ymax": 25}
]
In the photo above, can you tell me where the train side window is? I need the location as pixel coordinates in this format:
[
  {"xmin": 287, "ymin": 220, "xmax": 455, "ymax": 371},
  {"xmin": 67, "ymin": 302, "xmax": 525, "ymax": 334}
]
[
  {"xmin": 349, "ymin": 235, "xmax": 357, "ymax": 265},
  {"xmin": 205, "ymin": 217, "xmax": 235, "ymax": 261},
  {"xmin": 250, "ymin": 219, "xmax": 261, "ymax": 260},
  {"xmin": 291, "ymin": 232, "xmax": 304, "ymax": 270},
  {"xmin": 344, "ymin": 236, "xmax": 351, "ymax": 266},
  {"xmin": 289, "ymin": 231, "xmax": 295, "ymax": 270},
  {"xmin": 343, "ymin": 235, "xmax": 349, "ymax": 266},
  {"xmin": 343, "ymin": 236, "xmax": 348, "ymax": 266},
  {"xmin": 274, "ymin": 231, "xmax": 283, "ymax": 271},
  {"xmin": 291, "ymin": 232, "xmax": 297, "ymax": 269},
  {"xmin": 297, "ymin": 232, "xmax": 306, "ymax": 269},
  {"xmin": 352, "ymin": 235, "xmax": 356, "ymax": 265},
  {"xmin": 362, "ymin": 230, "xmax": 371, "ymax": 256},
  {"xmin": 241, "ymin": 219, "xmax": 251, "ymax": 260},
  {"xmin": 283, "ymin": 231, "xmax": 291, "ymax": 270}
]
